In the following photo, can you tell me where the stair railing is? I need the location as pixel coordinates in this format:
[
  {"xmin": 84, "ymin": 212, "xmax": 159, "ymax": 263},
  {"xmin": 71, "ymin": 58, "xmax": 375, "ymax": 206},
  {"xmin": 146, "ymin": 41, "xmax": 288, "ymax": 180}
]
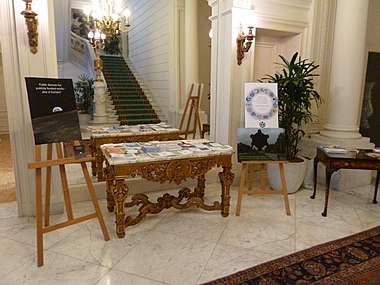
[{"xmin": 69, "ymin": 31, "xmax": 107, "ymax": 86}]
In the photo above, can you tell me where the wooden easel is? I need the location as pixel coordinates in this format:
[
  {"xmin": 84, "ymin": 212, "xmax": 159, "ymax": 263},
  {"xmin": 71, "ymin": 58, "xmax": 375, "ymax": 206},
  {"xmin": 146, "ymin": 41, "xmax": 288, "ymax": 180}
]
[
  {"xmin": 236, "ymin": 160, "xmax": 291, "ymax": 216},
  {"xmin": 178, "ymin": 83, "xmax": 203, "ymax": 139},
  {"xmin": 27, "ymin": 141, "xmax": 110, "ymax": 267}
]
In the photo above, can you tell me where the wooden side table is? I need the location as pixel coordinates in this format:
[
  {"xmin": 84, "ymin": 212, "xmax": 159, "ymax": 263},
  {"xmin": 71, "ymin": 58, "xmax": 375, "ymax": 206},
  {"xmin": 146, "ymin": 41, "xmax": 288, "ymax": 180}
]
[{"xmin": 311, "ymin": 147, "xmax": 380, "ymax": 217}]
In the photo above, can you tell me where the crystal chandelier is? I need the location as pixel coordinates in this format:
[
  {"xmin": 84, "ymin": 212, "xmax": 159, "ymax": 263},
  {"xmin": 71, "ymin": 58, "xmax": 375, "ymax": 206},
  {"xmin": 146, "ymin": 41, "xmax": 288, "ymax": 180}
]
[
  {"xmin": 86, "ymin": 0, "xmax": 131, "ymax": 80},
  {"xmin": 87, "ymin": 0, "xmax": 130, "ymax": 40}
]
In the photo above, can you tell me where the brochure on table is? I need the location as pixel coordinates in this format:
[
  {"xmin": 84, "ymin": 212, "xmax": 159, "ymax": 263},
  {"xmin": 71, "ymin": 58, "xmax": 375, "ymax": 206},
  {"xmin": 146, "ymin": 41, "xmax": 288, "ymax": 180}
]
[
  {"xmin": 88, "ymin": 123, "xmax": 178, "ymax": 135},
  {"xmin": 244, "ymin": 82, "xmax": 278, "ymax": 128},
  {"xmin": 102, "ymin": 139, "xmax": 234, "ymax": 164},
  {"xmin": 321, "ymin": 146, "xmax": 380, "ymax": 159}
]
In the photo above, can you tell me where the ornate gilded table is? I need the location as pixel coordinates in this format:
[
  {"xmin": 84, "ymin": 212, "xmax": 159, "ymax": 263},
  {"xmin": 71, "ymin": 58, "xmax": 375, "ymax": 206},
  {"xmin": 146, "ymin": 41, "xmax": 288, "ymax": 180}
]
[
  {"xmin": 311, "ymin": 147, "xmax": 380, "ymax": 217},
  {"xmin": 101, "ymin": 140, "xmax": 234, "ymax": 238},
  {"xmin": 89, "ymin": 125, "xmax": 180, "ymax": 181}
]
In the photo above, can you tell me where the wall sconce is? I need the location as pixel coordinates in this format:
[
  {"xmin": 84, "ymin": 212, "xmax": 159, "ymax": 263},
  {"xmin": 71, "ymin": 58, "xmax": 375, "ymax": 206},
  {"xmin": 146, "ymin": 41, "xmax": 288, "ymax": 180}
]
[
  {"xmin": 236, "ymin": 24, "xmax": 255, "ymax": 65},
  {"xmin": 21, "ymin": 0, "xmax": 39, "ymax": 54}
]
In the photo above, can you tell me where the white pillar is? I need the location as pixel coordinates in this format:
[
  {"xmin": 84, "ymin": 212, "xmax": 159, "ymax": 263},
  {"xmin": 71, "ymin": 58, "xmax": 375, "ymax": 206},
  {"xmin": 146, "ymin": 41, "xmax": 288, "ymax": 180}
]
[
  {"xmin": 208, "ymin": 0, "xmax": 254, "ymax": 144},
  {"xmin": 301, "ymin": 0, "xmax": 373, "ymax": 190},
  {"xmin": 182, "ymin": 0, "xmax": 209, "ymax": 130},
  {"xmin": 320, "ymin": 0, "xmax": 369, "ymax": 139},
  {"xmin": 0, "ymin": 0, "xmax": 64, "ymax": 216},
  {"xmin": 184, "ymin": 0, "xmax": 199, "ymax": 94},
  {"xmin": 92, "ymin": 80, "xmax": 109, "ymax": 124}
]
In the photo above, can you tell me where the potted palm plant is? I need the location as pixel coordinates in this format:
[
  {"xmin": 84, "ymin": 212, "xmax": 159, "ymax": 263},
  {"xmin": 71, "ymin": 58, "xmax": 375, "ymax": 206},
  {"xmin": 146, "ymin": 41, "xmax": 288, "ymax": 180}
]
[
  {"xmin": 260, "ymin": 52, "xmax": 322, "ymax": 192},
  {"xmin": 74, "ymin": 74, "xmax": 94, "ymax": 127},
  {"xmin": 74, "ymin": 74, "xmax": 94, "ymax": 114}
]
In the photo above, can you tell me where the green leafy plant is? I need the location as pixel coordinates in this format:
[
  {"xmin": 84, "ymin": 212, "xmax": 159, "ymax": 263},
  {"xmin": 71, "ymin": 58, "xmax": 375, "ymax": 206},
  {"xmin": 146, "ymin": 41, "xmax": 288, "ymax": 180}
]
[
  {"xmin": 74, "ymin": 74, "xmax": 94, "ymax": 114},
  {"xmin": 260, "ymin": 52, "xmax": 322, "ymax": 160}
]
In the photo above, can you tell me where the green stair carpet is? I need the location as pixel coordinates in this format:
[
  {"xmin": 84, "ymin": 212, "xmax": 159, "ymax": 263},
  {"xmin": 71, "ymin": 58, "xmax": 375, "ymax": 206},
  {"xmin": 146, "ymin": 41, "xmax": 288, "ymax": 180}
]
[{"xmin": 100, "ymin": 55, "xmax": 161, "ymax": 125}]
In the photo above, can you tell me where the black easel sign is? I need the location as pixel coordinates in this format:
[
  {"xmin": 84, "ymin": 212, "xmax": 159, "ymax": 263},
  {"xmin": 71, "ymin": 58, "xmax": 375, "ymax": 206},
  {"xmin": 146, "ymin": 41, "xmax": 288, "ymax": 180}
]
[{"xmin": 25, "ymin": 77, "xmax": 82, "ymax": 145}]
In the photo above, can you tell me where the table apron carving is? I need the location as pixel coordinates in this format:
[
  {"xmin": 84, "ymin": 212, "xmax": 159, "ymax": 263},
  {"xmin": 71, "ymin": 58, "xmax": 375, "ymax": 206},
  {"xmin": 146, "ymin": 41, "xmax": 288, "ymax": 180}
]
[{"xmin": 105, "ymin": 155, "xmax": 234, "ymax": 238}]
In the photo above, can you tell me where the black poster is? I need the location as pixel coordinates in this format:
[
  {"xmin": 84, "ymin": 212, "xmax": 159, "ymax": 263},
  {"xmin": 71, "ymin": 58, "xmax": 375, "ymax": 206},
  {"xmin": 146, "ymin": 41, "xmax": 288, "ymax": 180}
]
[{"xmin": 25, "ymin": 77, "xmax": 82, "ymax": 145}]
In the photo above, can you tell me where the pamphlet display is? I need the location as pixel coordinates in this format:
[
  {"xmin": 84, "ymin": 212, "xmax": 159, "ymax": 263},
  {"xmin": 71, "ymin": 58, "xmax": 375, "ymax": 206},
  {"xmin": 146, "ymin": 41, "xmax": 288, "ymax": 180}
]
[
  {"xmin": 101, "ymin": 139, "xmax": 233, "ymax": 165},
  {"xmin": 244, "ymin": 82, "xmax": 278, "ymax": 128},
  {"xmin": 321, "ymin": 146, "xmax": 380, "ymax": 159}
]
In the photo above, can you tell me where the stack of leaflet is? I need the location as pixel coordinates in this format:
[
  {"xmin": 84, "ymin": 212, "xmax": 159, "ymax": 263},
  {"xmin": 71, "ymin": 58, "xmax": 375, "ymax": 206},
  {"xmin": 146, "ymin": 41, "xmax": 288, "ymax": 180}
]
[
  {"xmin": 162, "ymin": 143, "xmax": 182, "ymax": 152},
  {"xmin": 321, "ymin": 146, "xmax": 348, "ymax": 154},
  {"xmin": 190, "ymin": 143, "xmax": 211, "ymax": 152},
  {"xmin": 103, "ymin": 144, "xmax": 136, "ymax": 160},
  {"xmin": 141, "ymin": 143, "xmax": 161, "ymax": 153},
  {"xmin": 363, "ymin": 148, "xmax": 380, "ymax": 159}
]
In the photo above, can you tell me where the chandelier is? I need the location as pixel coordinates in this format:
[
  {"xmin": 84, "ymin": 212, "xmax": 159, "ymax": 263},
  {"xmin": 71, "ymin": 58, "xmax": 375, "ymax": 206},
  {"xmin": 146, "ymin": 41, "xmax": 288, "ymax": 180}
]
[
  {"xmin": 87, "ymin": 0, "xmax": 130, "ymax": 40},
  {"xmin": 86, "ymin": 0, "xmax": 131, "ymax": 80}
]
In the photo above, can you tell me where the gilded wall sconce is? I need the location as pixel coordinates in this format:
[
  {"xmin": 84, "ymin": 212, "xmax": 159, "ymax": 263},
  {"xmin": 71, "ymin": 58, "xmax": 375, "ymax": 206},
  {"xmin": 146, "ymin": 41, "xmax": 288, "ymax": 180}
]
[
  {"xmin": 21, "ymin": 0, "xmax": 39, "ymax": 54},
  {"xmin": 236, "ymin": 25, "xmax": 255, "ymax": 65}
]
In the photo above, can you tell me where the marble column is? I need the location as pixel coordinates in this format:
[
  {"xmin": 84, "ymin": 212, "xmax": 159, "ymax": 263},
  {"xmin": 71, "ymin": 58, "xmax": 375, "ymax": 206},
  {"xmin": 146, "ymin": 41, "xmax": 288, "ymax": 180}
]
[
  {"xmin": 0, "ymin": 0, "xmax": 64, "ymax": 216},
  {"xmin": 301, "ymin": 0, "xmax": 373, "ymax": 189},
  {"xmin": 90, "ymin": 51, "xmax": 113, "ymax": 126},
  {"xmin": 320, "ymin": 0, "xmax": 369, "ymax": 139},
  {"xmin": 92, "ymin": 80, "xmax": 109, "ymax": 124},
  {"xmin": 184, "ymin": 0, "xmax": 199, "ymax": 91},
  {"xmin": 182, "ymin": 0, "xmax": 208, "ymax": 131}
]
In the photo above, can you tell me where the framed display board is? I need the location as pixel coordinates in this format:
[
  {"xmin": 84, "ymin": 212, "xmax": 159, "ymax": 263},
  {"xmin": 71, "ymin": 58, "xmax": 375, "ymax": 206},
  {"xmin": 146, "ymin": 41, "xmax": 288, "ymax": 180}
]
[
  {"xmin": 244, "ymin": 82, "xmax": 278, "ymax": 128},
  {"xmin": 237, "ymin": 127, "xmax": 286, "ymax": 162},
  {"xmin": 25, "ymin": 77, "xmax": 82, "ymax": 145}
]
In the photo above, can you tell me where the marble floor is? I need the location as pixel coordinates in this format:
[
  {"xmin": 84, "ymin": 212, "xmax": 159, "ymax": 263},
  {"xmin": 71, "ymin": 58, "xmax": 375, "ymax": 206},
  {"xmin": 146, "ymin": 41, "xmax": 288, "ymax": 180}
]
[{"xmin": 0, "ymin": 181, "xmax": 379, "ymax": 284}]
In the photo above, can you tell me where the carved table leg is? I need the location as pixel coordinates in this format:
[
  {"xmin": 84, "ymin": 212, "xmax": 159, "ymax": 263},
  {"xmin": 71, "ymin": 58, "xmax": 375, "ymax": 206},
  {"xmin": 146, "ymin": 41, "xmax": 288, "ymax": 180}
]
[
  {"xmin": 219, "ymin": 165, "xmax": 234, "ymax": 217},
  {"xmin": 113, "ymin": 178, "xmax": 129, "ymax": 238},
  {"xmin": 311, "ymin": 157, "xmax": 319, "ymax": 199},
  {"xmin": 90, "ymin": 142, "xmax": 97, "ymax": 177},
  {"xmin": 322, "ymin": 168, "xmax": 336, "ymax": 217},
  {"xmin": 373, "ymin": 170, "xmax": 380, "ymax": 204},
  {"xmin": 96, "ymin": 149, "xmax": 105, "ymax": 182},
  {"xmin": 104, "ymin": 166, "xmax": 115, "ymax": 212},
  {"xmin": 195, "ymin": 174, "xmax": 206, "ymax": 198}
]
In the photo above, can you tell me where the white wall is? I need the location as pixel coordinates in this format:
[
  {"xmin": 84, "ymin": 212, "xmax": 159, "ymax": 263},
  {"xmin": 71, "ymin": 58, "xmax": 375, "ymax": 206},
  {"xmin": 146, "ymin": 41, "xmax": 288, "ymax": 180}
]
[
  {"xmin": 198, "ymin": 1, "xmax": 212, "ymax": 120},
  {"xmin": 127, "ymin": 0, "xmax": 171, "ymax": 119},
  {"xmin": 366, "ymin": 0, "xmax": 380, "ymax": 51}
]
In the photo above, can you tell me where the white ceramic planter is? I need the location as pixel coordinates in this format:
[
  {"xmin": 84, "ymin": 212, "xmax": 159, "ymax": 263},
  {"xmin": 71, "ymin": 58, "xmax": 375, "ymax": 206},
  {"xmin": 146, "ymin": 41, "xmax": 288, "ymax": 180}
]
[
  {"xmin": 267, "ymin": 157, "xmax": 307, "ymax": 194},
  {"xmin": 78, "ymin": 112, "xmax": 91, "ymax": 130}
]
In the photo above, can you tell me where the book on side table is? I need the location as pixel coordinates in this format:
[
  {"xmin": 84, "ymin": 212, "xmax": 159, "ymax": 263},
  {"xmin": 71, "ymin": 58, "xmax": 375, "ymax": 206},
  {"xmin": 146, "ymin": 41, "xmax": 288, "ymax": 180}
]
[{"xmin": 321, "ymin": 146, "xmax": 348, "ymax": 154}]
